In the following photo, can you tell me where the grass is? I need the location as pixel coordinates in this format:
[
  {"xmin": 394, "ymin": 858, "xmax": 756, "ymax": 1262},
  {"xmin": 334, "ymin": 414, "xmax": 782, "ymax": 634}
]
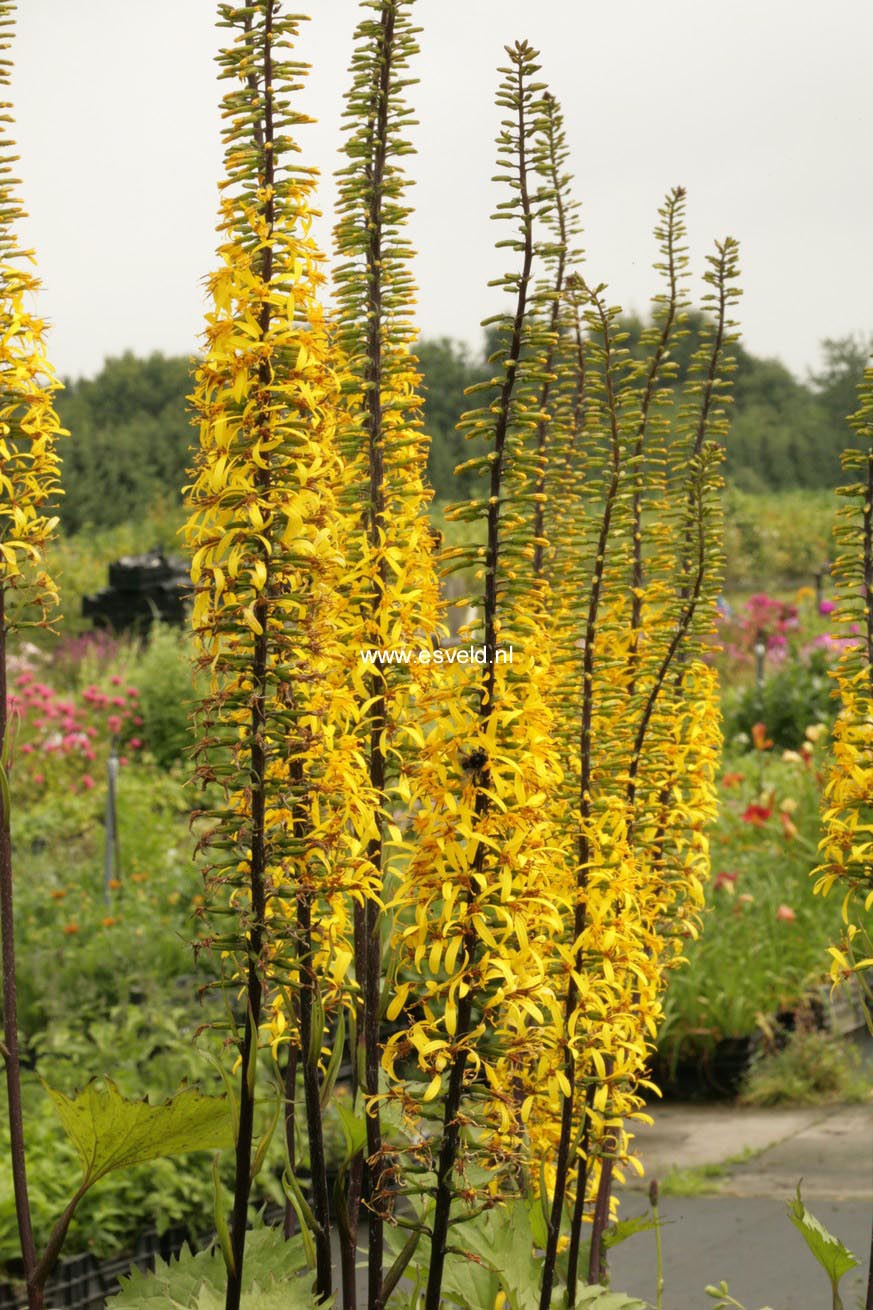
[{"xmin": 654, "ymin": 1148, "xmax": 759, "ymax": 1197}]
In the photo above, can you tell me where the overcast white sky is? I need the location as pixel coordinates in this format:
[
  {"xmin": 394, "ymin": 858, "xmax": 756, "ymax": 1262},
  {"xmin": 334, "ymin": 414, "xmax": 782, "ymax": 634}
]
[{"xmin": 13, "ymin": 0, "xmax": 873, "ymax": 382}]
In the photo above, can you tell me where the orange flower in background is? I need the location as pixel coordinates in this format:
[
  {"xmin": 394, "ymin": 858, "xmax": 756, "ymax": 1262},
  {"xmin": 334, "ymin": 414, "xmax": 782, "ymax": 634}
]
[
  {"xmin": 62, "ymin": 922, "xmax": 79, "ymax": 935},
  {"xmin": 721, "ymin": 771, "xmax": 745, "ymax": 788},
  {"xmin": 780, "ymin": 812, "xmax": 798, "ymax": 841},
  {"xmin": 751, "ymin": 722, "xmax": 773, "ymax": 751},
  {"xmin": 775, "ymin": 904, "xmax": 797, "ymax": 923}
]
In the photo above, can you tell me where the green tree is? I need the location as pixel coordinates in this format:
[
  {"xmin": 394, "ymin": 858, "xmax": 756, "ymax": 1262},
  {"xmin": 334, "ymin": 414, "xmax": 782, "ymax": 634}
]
[
  {"xmin": 809, "ymin": 333, "xmax": 872, "ymax": 434},
  {"xmin": 56, "ymin": 352, "xmax": 191, "ymax": 532},
  {"xmin": 417, "ymin": 335, "xmax": 491, "ymax": 498}
]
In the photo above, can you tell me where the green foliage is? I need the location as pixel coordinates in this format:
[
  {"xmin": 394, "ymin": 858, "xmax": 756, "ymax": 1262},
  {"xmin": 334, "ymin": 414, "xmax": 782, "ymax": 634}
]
[
  {"xmin": 11, "ymin": 758, "xmax": 205, "ymax": 1035},
  {"xmin": 387, "ymin": 1200, "xmax": 648, "ymax": 1310},
  {"xmin": 49, "ymin": 332, "xmax": 867, "ymax": 542},
  {"xmin": 723, "ymin": 647, "xmax": 835, "ymax": 751},
  {"xmin": 44, "ymin": 1079, "xmax": 232, "ymax": 1187},
  {"xmin": 615, "ymin": 315, "xmax": 865, "ymax": 496},
  {"xmin": 56, "ymin": 353, "xmax": 192, "ymax": 534},
  {"xmin": 107, "ymin": 1223, "xmax": 322, "ymax": 1310},
  {"xmin": 658, "ymin": 748, "xmax": 845, "ymax": 1071},
  {"xmin": 0, "ymin": 1006, "xmax": 222, "ymax": 1265},
  {"xmin": 129, "ymin": 623, "xmax": 201, "ymax": 768},
  {"xmin": 809, "ymin": 335, "xmax": 873, "ymax": 440},
  {"xmin": 416, "ymin": 336, "xmax": 491, "ymax": 499},
  {"xmin": 722, "ymin": 488, "xmax": 836, "ymax": 589},
  {"xmin": 786, "ymin": 1186, "xmax": 859, "ymax": 1310},
  {"xmin": 739, "ymin": 1029, "xmax": 870, "ymax": 1106}
]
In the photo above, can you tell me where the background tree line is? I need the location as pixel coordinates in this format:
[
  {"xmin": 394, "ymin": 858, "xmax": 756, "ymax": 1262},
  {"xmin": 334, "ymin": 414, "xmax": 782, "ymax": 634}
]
[{"xmin": 53, "ymin": 323, "xmax": 870, "ymax": 534}]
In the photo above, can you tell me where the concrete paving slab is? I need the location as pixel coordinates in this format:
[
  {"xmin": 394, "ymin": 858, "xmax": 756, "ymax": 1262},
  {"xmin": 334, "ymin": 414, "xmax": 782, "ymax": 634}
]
[
  {"xmin": 608, "ymin": 1195, "xmax": 870, "ymax": 1310},
  {"xmin": 726, "ymin": 1102, "xmax": 873, "ymax": 1200},
  {"xmin": 621, "ymin": 1100, "xmax": 873, "ymax": 1202},
  {"xmin": 625, "ymin": 1104, "xmax": 827, "ymax": 1173},
  {"xmin": 607, "ymin": 1100, "xmax": 872, "ymax": 1308}
]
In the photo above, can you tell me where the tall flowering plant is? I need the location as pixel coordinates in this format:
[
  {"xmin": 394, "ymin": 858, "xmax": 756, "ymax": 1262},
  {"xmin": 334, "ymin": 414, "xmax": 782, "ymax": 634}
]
[
  {"xmin": 331, "ymin": 5, "xmax": 441, "ymax": 1304},
  {"xmin": 110, "ymin": 5, "xmax": 735, "ymax": 1309},
  {"xmin": 814, "ymin": 368, "xmax": 873, "ymax": 1023},
  {"xmin": 185, "ymin": 4, "xmax": 373, "ymax": 1306},
  {"xmin": 0, "ymin": 2, "xmax": 65, "ymax": 1303}
]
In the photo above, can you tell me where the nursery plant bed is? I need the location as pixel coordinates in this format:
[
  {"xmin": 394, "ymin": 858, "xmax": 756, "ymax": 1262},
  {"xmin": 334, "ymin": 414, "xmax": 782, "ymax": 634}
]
[
  {"xmin": 654, "ymin": 976, "xmax": 868, "ymax": 1101},
  {"xmin": 651, "ymin": 1034, "xmax": 757, "ymax": 1101},
  {"xmin": 0, "ymin": 1222, "xmax": 193, "ymax": 1310}
]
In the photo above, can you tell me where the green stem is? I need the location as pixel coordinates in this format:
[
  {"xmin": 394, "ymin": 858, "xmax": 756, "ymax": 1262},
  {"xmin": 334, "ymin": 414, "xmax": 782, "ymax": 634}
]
[{"xmin": 651, "ymin": 1182, "xmax": 664, "ymax": 1310}]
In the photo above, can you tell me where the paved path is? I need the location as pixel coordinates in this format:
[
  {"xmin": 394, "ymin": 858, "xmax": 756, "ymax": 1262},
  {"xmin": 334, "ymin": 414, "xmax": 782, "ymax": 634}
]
[{"xmin": 608, "ymin": 1100, "xmax": 872, "ymax": 1308}]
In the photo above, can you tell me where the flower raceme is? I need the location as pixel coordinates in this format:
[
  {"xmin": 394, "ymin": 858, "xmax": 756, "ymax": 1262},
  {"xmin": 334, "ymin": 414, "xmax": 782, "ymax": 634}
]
[
  {"xmin": 814, "ymin": 399, "xmax": 873, "ymax": 1007},
  {"xmin": 185, "ymin": 6, "xmax": 376, "ymax": 1303},
  {"xmin": 0, "ymin": 7, "xmax": 64, "ymax": 626}
]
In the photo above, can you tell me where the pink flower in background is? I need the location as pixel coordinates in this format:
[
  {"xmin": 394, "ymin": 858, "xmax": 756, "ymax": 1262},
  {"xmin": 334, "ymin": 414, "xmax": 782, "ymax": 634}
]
[
  {"xmin": 129, "ymin": 737, "xmax": 142, "ymax": 750},
  {"xmin": 107, "ymin": 715, "xmax": 123, "ymax": 734},
  {"xmin": 780, "ymin": 812, "xmax": 799, "ymax": 840},
  {"xmin": 818, "ymin": 599, "xmax": 835, "ymax": 615},
  {"xmin": 126, "ymin": 687, "xmax": 139, "ymax": 699},
  {"xmin": 110, "ymin": 675, "xmax": 123, "ymax": 686},
  {"xmin": 81, "ymin": 774, "xmax": 95, "ymax": 790},
  {"xmin": 775, "ymin": 904, "xmax": 796, "ymax": 923},
  {"xmin": 33, "ymin": 773, "xmax": 44, "ymax": 784}
]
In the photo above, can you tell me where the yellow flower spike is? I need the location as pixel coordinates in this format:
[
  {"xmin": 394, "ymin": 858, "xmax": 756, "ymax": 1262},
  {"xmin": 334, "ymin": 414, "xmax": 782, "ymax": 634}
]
[
  {"xmin": 0, "ymin": 29, "xmax": 65, "ymax": 632},
  {"xmin": 812, "ymin": 393, "xmax": 873, "ymax": 1020},
  {"xmin": 185, "ymin": 7, "xmax": 376, "ymax": 1300}
]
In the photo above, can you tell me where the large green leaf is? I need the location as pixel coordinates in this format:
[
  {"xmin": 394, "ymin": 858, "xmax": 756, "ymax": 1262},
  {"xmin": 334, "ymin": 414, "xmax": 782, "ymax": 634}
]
[
  {"xmin": 44, "ymin": 1078, "xmax": 233, "ymax": 1187},
  {"xmin": 787, "ymin": 1185, "xmax": 859, "ymax": 1309},
  {"xmin": 108, "ymin": 1225, "xmax": 322, "ymax": 1309},
  {"xmin": 387, "ymin": 1200, "xmax": 648, "ymax": 1310}
]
